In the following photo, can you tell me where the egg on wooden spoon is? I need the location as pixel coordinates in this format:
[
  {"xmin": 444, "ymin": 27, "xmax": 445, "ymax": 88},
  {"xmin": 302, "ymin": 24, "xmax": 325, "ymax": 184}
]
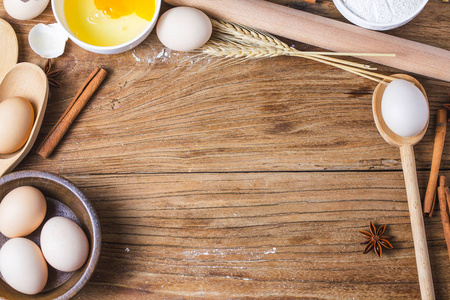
[
  {"xmin": 381, "ymin": 79, "xmax": 429, "ymax": 137},
  {"xmin": 0, "ymin": 97, "xmax": 35, "ymax": 154},
  {"xmin": 0, "ymin": 63, "xmax": 48, "ymax": 177},
  {"xmin": 372, "ymin": 75, "xmax": 433, "ymax": 299}
]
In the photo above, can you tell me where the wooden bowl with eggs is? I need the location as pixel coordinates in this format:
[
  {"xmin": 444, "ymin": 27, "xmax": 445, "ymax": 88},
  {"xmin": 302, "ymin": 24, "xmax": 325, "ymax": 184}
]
[{"xmin": 0, "ymin": 171, "xmax": 101, "ymax": 299}]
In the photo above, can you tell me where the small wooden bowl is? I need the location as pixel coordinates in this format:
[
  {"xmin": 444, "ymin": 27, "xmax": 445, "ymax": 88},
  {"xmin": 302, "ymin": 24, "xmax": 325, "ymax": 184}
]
[{"xmin": 0, "ymin": 171, "xmax": 101, "ymax": 299}]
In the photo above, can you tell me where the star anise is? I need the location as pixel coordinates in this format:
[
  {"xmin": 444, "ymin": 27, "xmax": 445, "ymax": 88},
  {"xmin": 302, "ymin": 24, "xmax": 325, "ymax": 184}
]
[
  {"xmin": 359, "ymin": 221, "xmax": 393, "ymax": 257},
  {"xmin": 43, "ymin": 59, "xmax": 63, "ymax": 88}
]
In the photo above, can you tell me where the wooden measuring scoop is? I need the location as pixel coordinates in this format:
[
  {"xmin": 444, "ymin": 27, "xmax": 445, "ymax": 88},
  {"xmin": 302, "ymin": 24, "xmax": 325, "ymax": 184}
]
[
  {"xmin": 373, "ymin": 74, "xmax": 434, "ymax": 300},
  {"xmin": 0, "ymin": 63, "xmax": 49, "ymax": 176},
  {"xmin": 0, "ymin": 18, "xmax": 18, "ymax": 80}
]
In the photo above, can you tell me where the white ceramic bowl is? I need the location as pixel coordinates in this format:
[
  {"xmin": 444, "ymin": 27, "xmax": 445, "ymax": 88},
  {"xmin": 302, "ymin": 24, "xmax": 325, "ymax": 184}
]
[
  {"xmin": 52, "ymin": 0, "xmax": 161, "ymax": 54},
  {"xmin": 333, "ymin": 0, "xmax": 428, "ymax": 31}
]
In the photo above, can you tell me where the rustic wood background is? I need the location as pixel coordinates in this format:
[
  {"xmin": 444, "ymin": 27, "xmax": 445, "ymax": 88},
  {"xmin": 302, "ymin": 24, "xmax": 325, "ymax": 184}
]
[{"xmin": 1, "ymin": 0, "xmax": 450, "ymax": 298}]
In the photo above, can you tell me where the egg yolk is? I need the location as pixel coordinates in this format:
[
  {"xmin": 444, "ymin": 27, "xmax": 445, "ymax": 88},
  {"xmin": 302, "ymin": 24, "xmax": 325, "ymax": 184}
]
[
  {"xmin": 93, "ymin": 0, "xmax": 154, "ymax": 21},
  {"xmin": 64, "ymin": 0, "xmax": 156, "ymax": 47}
]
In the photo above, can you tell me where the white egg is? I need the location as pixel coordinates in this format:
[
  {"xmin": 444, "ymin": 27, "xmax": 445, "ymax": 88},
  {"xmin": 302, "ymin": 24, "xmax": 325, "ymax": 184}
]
[
  {"xmin": 40, "ymin": 217, "xmax": 89, "ymax": 272},
  {"xmin": 4, "ymin": 0, "xmax": 49, "ymax": 21},
  {"xmin": 28, "ymin": 23, "xmax": 68, "ymax": 59},
  {"xmin": 156, "ymin": 7, "xmax": 212, "ymax": 52},
  {"xmin": 0, "ymin": 238, "xmax": 48, "ymax": 295},
  {"xmin": 381, "ymin": 79, "xmax": 428, "ymax": 137}
]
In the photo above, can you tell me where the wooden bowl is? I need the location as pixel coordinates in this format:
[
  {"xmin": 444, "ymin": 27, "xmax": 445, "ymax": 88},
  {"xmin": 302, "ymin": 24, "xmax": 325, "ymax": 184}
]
[{"xmin": 0, "ymin": 171, "xmax": 101, "ymax": 299}]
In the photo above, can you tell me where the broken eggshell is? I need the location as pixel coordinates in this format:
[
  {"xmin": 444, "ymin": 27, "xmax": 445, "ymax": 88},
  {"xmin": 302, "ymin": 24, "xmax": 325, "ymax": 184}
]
[
  {"xmin": 4, "ymin": 0, "xmax": 50, "ymax": 21},
  {"xmin": 28, "ymin": 23, "xmax": 68, "ymax": 59}
]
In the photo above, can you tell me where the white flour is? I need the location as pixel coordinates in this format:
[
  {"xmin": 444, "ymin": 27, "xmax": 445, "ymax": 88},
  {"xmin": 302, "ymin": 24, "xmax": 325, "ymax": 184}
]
[{"xmin": 342, "ymin": 0, "xmax": 425, "ymax": 24}]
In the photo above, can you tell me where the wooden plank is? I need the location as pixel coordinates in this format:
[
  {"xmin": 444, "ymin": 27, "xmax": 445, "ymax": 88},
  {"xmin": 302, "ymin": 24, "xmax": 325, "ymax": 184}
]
[
  {"xmin": 15, "ymin": 48, "xmax": 450, "ymax": 173},
  {"xmin": 0, "ymin": 1, "xmax": 449, "ymax": 299},
  {"xmin": 54, "ymin": 171, "xmax": 449, "ymax": 299},
  {"xmin": 0, "ymin": 1, "xmax": 446, "ymax": 173}
]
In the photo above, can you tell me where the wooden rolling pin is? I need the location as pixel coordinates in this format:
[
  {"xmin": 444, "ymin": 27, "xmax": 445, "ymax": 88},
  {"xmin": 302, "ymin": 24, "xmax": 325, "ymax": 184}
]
[{"xmin": 164, "ymin": 0, "xmax": 450, "ymax": 82}]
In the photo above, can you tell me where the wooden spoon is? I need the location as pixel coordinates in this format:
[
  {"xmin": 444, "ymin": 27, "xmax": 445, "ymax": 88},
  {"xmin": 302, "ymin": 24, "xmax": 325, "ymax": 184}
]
[
  {"xmin": 373, "ymin": 74, "xmax": 434, "ymax": 300},
  {"xmin": 0, "ymin": 63, "xmax": 49, "ymax": 176},
  {"xmin": 0, "ymin": 18, "xmax": 18, "ymax": 80}
]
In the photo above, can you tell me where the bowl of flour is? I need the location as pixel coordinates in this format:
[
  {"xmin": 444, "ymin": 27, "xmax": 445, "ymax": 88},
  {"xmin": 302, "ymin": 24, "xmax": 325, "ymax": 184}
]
[{"xmin": 333, "ymin": 0, "xmax": 428, "ymax": 31}]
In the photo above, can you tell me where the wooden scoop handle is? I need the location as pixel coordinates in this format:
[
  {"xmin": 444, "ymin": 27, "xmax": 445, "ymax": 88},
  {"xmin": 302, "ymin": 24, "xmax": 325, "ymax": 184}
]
[
  {"xmin": 164, "ymin": 0, "xmax": 450, "ymax": 82},
  {"xmin": 400, "ymin": 145, "xmax": 435, "ymax": 300}
]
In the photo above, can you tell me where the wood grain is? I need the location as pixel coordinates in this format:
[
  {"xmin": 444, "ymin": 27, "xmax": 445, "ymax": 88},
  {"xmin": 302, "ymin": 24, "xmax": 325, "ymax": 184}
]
[
  {"xmin": 0, "ymin": 18, "xmax": 18, "ymax": 80},
  {"xmin": 0, "ymin": 2, "xmax": 447, "ymax": 175},
  {"xmin": 0, "ymin": 0, "xmax": 449, "ymax": 299},
  {"xmin": 16, "ymin": 54, "xmax": 450, "ymax": 174},
  {"xmin": 60, "ymin": 172, "xmax": 450, "ymax": 299}
]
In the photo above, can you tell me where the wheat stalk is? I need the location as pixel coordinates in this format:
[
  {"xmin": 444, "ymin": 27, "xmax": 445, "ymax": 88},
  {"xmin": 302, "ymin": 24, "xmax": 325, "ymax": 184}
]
[
  {"xmin": 207, "ymin": 19, "xmax": 376, "ymax": 69},
  {"xmin": 203, "ymin": 40, "xmax": 286, "ymax": 58},
  {"xmin": 201, "ymin": 19, "xmax": 396, "ymax": 83}
]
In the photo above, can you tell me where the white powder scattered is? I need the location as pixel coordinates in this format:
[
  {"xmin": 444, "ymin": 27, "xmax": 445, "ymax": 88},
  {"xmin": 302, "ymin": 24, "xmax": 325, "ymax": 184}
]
[
  {"xmin": 342, "ymin": 0, "xmax": 424, "ymax": 24},
  {"xmin": 156, "ymin": 49, "xmax": 165, "ymax": 59},
  {"xmin": 264, "ymin": 247, "xmax": 277, "ymax": 254},
  {"xmin": 132, "ymin": 52, "xmax": 141, "ymax": 62}
]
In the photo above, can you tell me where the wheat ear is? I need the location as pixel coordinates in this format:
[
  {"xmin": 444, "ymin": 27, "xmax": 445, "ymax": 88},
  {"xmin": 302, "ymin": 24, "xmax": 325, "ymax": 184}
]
[
  {"xmin": 209, "ymin": 19, "xmax": 385, "ymax": 70},
  {"xmin": 201, "ymin": 19, "xmax": 396, "ymax": 82}
]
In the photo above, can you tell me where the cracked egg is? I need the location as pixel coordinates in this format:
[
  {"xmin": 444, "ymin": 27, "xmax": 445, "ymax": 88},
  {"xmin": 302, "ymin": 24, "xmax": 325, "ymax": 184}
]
[
  {"xmin": 4, "ymin": 0, "xmax": 50, "ymax": 20},
  {"xmin": 28, "ymin": 23, "xmax": 68, "ymax": 58}
]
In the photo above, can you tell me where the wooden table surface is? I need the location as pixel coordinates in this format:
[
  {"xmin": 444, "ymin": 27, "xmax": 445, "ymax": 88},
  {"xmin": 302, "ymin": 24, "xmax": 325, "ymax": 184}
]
[{"xmin": 1, "ymin": 0, "xmax": 450, "ymax": 299}]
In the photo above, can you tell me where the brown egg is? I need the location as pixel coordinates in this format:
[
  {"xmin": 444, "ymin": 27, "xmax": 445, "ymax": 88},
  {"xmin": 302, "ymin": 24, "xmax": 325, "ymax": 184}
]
[
  {"xmin": 0, "ymin": 97, "xmax": 35, "ymax": 154},
  {"xmin": 0, "ymin": 186, "xmax": 47, "ymax": 238}
]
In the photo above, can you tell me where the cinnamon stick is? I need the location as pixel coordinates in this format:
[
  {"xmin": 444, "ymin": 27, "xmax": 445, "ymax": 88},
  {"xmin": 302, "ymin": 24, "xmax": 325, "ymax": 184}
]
[
  {"xmin": 37, "ymin": 67, "xmax": 107, "ymax": 158},
  {"xmin": 429, "ymin": 193, "xmax": 436, "ymax": 217},
  {"xmin": 439, "ymin": 176, "xmax": 450, "ymax": 260},
  {"xmin": 446, "ymin": 187, "xmax": 450, "ymax": 210},
  {"xmin": 424, "ymin": 109, "xmax": 448, "ymax": 215}
]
